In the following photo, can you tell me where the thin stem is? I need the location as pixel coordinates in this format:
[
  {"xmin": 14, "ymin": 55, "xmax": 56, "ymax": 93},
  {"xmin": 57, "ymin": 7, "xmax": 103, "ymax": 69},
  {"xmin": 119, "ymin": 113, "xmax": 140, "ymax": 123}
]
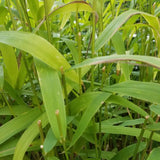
[
  {"xmin": 15, "ymin": 0, "xmax": 26, "ymax": 30},
  {"xmin": 6, "ymin": 0, "xmax": 16, "ymax": 30},
  {"xmin": 132, "ymin": 115, "xmax": 149, "ymax": 160},
  {"xmin": 44, "ymin": 0, "xmax": 51, "ymax": 42},
  {"xmin": 37, "ymin": 120, "xmax": 45, "ymax": 144},
  {"xmin": 2, "ymin": 92, "xmax": 16, "ymax": 117},
  {"xmin": 20, "ymin": 0, "xmax": 32, "ymax": 31},
  {"xmin": 76, "ymin": 10, "xmax": 82, "ymax": 94},
  {"xmin": 91, "ymin": 0, "xmax": 96, "ymax": 90},
  {"xmin": 98, "ymin": 105, "xmax": 103, "ymax": 159},
  {"xmin": 22, "ymin": 54, "xmax": 42, "ymax": 112},
  {"xmin": 55, "ymin": 110, "xmax": 69, "ymax": 160},
  {"xmin": 78, "ymin": 32, "xmax": 82, "ymax": 95},
  {"xmin": 60, "ymin": 67, "xmax": 68, "ymax": 107},
  {"xmin": 101, "ymin": 66, "xmax": 106, "ymax": 89}
]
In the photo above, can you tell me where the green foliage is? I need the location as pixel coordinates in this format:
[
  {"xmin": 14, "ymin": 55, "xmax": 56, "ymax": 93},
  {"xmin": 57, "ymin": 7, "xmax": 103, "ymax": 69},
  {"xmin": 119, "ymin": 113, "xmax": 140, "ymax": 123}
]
[{"xmin": 0, "ymin": 0, "xmax": 160, "ymax": 160}]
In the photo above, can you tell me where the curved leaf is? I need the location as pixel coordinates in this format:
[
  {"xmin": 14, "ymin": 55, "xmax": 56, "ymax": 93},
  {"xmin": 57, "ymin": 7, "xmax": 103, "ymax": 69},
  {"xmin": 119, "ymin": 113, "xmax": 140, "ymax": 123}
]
[
  {"xmin": 0, "ymin": 31, "xmax": 78, "ymax": 89},
  {"xmin": 107, "ymin": 95, "xmax": 153, "ymax": 122},
  {"xmin": 68, "ymin": 92, "xmax": 111, "ymax": 149},
  {"xmin": 0, "ymin": 108, "xmax": 41, "ymax": 145},
  {"xmin": 105, "ymin": 80, "xmax": 160, "ymax": 105},
  {"xmin": 71, "ymin": 55, "xmax": 160, "ymax": 70},
  {"xmin": 13, "ymin": 113, "xmax": 48, "ymax": 160},
  {"xmin": 147, "ymin": 148, "xmax": 160, "ymax": 160},
  {"xmin": 48, "ymin": 1, "xmax": 93, "ymax": 18}
]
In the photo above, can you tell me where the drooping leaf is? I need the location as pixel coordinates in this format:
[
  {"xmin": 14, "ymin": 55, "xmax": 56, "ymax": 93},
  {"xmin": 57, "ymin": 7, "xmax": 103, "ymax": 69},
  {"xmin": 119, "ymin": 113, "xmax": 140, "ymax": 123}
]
[
  {"xmin": 48, "ymin": 1, "xmax": 93, "ymax": 18},
  {"xmin": 71, "ymin": 55, "xmax": 160, "ymax": 70},
  {"xmin": 95, "ymin": 9, "xmax": 140, "ymax": 51},
  {"xmin": 0, "ymin": 31, "xmax": 78, "ymax": 91}
]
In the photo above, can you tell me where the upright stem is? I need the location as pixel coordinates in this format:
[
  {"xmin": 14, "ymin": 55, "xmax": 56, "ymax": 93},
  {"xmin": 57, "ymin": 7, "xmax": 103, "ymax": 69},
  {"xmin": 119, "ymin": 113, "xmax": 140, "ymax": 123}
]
[
  {"xmin": 2, "ymin": 92, "xmax": 16, "ymax": 117},
  {"xmin": 132, "ymin": 116, "xmax": 149, "ymax": 160},
  {"xmin": 60, "ymin": 67, "xmax": 68, "ymax": 107},
  {"xmin": 6, "ymin": 0, "xmax": 16, "ymax": 30},
  {"xmin": 44, "ymin": 0, "xmax": 51, "ymax": 42},
  {"xmin": 76, "ymin": 10, "xmax": 82, "ymax": 94},
  {"xmin": 20, "ymin": 0, "xmax": 32, "ymax": 31},
  {"xmin": 91, "ymin": 0, "xmax": 96, "ymax": 90},
  {"xmin": 15, "ymin": 0, "xmax": 26, "ymax": 30},
  {"xmin": 22, "ymin": 54, "xmax": 42, "ymax": 112}
]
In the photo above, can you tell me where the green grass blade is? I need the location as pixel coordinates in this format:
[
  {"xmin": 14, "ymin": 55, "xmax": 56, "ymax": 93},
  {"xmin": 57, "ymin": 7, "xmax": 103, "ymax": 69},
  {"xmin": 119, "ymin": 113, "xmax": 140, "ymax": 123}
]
[
  {"xmin": 105, "ymin": 80, "xmax": 160, "ymax": 105},
  {"xmin": 49, "ymin": 1, "xmax": 93, "ymax": 18},
  {"xmin": 95, "ymin": 9, "xmax": 140, "ymax": 51},
  {"xmin": 43, "ymin": 128, "xmax": 57, "ymax": 154},
  {"xmin": 111, "ymin": 142, "xmax": 146, "ymax": 160},
  {"xmin": 0, "ymin": 31, "xmax": 78, "ymax": 89},
  {"xmin": 13, "ymin": 112, "xmax": 48, "ymax": 160},
  {"xmin": 0, "ymin": 105, "xmax": 32, "ymax": 115},
  {"xmin": 100, "ymin": 125, "xmax": 160, "ymax": 142},
  {"xmin": 68, "ymin": 92, "xmax": 111, "ymax": 149},
  {"xmin": 62, "ymin": 38, "xmax": 79, "ymax": 64},
  {"xmin": 69, "ymin": 92, "xmax": 110, "ymax": 115},
  {"xmin": 0, "ymin": 108, "xmax": 41, "ymax": 145},
  {"xmin": 107, "ymin": 95, "xmax": 153, "ymax": 122},
  {"xmin": 71, "ymin": 55, "xmax": 160, "ymax": 70},
  {"xmin": 149, "ymin": 104, "xmax": 160, "ymax": 115},
  {"xmin": 35, "ymin": 59, "xmax": 66, "ymax": 141}
]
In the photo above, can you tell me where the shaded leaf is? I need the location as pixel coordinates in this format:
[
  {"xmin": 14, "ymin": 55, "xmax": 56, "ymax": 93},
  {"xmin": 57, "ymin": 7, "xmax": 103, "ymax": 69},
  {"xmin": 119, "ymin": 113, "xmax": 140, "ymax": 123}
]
[
  {"xmin": 69, "ymin": 92, "xmax": 111, "ymax": 148},
  {"xmin": 111, "ymin": 142, "xmax": 146, "ymax": 160}
]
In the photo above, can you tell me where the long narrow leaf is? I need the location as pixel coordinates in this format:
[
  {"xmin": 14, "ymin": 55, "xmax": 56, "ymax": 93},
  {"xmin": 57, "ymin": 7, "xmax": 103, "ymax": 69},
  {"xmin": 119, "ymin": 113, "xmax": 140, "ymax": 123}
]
[
  {"xmin": 0, "ymin": 108, "xmax": 41, "ymax": 145},
  {"xmin": 71, "ymin": 55, "xmax": 160, "ymax": 70},
  {"xmin": 13, "ymin": 113, "xmax": 48, "ymax": 160},
  {"xmin": 69, "ymin": 92, "xmax": 111, "ymax": 149},
  {"xmin": 0, "ymin": 31, "xmax": 78, "ymax": 90},
  {"xmin": 35, "ymin": 59, "xmax": 66, "ymax": 141},
  {"xmin": 105, "ymin": 80, "xmax": 160, "ymax": 105}
]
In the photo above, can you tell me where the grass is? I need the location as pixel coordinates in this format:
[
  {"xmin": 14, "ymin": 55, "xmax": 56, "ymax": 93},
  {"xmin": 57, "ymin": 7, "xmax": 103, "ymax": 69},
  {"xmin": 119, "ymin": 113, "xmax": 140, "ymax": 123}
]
[{"xmin": 0, "ymin": 0, "xmax": 160, "ymax": 159}]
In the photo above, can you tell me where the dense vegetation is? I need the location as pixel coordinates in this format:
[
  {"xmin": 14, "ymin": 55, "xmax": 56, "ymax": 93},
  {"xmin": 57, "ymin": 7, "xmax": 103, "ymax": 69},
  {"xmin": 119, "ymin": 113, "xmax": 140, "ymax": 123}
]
[{"xmin": 0, "ymin": 0, "xmax": 160, "ymax": 159}]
